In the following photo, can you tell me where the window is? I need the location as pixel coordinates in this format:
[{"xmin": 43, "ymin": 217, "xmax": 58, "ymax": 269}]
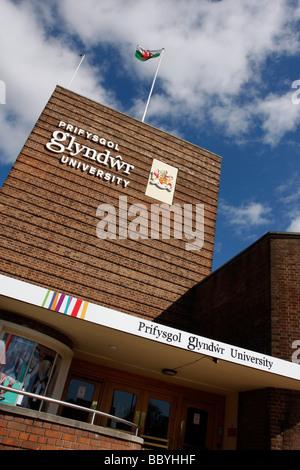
[
  {"xmin": 62, "ymin": 378, "xmax": 96, "ymax": 422},
  {"xmin": 183, "ymin": 407, "xmax": 208, "ymax": 450},
  {"xmin": 108, "ymin": 389, "xmax": 137, "ymax": 431},
  {"xmin": 0, "ymin": 332, "xmax": 60, "ymax": 409},
  {"xmin": 144, "ymin": 398, "xmax": 171, "ymax": 439}
]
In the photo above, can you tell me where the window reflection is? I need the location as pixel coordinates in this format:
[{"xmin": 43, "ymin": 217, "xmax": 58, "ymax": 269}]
[
  {"xmin": 62, "ymin": 379, "xmax": 95, "ymax": 422},
  {"xmin": 0, "ymin": 333, "xmax": 59, "ymax": 409},
  {"xmin": 144, "ymin": 398, "xmax": 171, "ymax": 439},
  {"xmin": 108, "ymin": 389, "xmax": 137, "ymax": 431},
  {"xmin": 183, "ymin": 407, "xmax": 208, "ymax": 450}
]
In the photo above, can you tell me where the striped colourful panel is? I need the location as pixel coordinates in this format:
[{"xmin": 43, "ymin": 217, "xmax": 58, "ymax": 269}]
[{"xmin": 42, "ymin": 290, "xmax": 88, "ymax": 319}]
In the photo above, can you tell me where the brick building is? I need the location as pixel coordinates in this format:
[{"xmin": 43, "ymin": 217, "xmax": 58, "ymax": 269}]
[
  {"xmin": 194, "ymin": 232, "xmax": 300, "ymax": 449},
  {"xmin": 0, "ymin": 86, "xmax": 299, "ymax": 450}
]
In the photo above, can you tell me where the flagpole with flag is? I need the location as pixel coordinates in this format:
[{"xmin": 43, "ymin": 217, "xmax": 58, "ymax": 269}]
[
  {"xmin": 67, "ymin": 54, "xmax": 85, "ymax": 89},
  {"xmin": 135, "ymin": 45, "xmax": 165, "ymax": 122}
]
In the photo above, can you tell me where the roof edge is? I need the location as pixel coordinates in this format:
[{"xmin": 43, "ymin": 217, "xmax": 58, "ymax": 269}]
[{"xmin": 207, "ymin": 231, "xmax": 300, "ymax": 283}]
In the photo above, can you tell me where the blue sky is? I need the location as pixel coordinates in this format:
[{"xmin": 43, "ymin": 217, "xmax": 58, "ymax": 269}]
[{"xmin": 1, "ymin": 0, "xmax": 300, "ymax": 271}]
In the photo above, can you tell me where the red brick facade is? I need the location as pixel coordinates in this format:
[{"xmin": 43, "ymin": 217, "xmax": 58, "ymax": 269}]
[
  {"xmin": 1, "ymin": 86, "xmax": 299, "ymax": 451},
  {"xmin": 270, "ymin": 236, "xmax": 300, "ymax": 361},
  {"xmin": 194, "ymin": 232, "xmax": 300, "ymax": 449},
  {"xmin": 0, "ymin": 405, "xmax": 142, "ymax": 451},
  {"xmin": 194, "ymin": 232, "xmax": 300, "ymax": 359},
  {"xmin": 0, "ymin": 86, "xmax": 221, "ymax": 331},
  {"xmin": 237, "ymin": 388, "xmax": 300, "ymax": 450}
]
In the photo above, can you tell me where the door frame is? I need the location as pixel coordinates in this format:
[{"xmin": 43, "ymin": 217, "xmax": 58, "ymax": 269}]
[
  {"xmin": 138, "ymin": 389, "xmax": 178, "ymax": 450},
  {"xmin": 103, "ymin": 382, "xmax": 178, "ymax": 449},
  {"xmin": 59, "ymin": 373, "xmax": 103, "ymax": 423},
  {"xmin": 178, "ymin": 398, "xmax": 218, "ymax": 450},
  {"xmin": 101, "ymin": 381, "xmax": 144, "ymax": 429},
  {"xmin": 62, "ymin": 359, "xmax": 225, "ymax": 449}
]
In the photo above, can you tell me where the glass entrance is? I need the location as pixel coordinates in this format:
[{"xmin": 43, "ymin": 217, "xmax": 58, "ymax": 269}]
[
  {"xmin": 106, "ymin": 387, "xmax": 173, "ymax": 449},
  {"xmin": 108, "ymin": 389, "xmax": 137, "ymax": 431},
  {"xmin": 61, "ymin": 377, "xmax": 102, "ymax": 422},
  {"xmin": 61, "ymin": 363, "xmax": 224, "ymax": 450},
  {"xmin": 182, "ymin": 407, "xmax": 208, "ymax": 450},
  {"xmin": 142, "ymin": 396, "xmax": 171, "ymax": 450}
]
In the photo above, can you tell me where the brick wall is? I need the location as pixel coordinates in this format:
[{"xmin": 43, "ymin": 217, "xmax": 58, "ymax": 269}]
[
  {"xmin": 0, "ymin": 86, "xmax": 221, "ymax": 331},
  {"xmin": 269, "ymin": 389, "xmax": 300, "ymax": 450},
  {"xmin": 237, "ymin": 389, "xmax": 269, "ymax": 450},
  {"xmin": 194, "ymin": 232, "xmax": 300, "ymax": 356},
  {"xmin": 270, "ymin": 236, "xmax": 300, "ymax": 361},
  {"xmin": 268, "ymin": 236, "xmax": 300, "ymax": 451},
  {"xmin": 0, "ymin": 404, "xmax": 142, "ymax": 450},
  {"xmin": 193, "ymin": 233, "xmax": 272, "ymax": 352},
  {"xmin": 193, "ymin": 232, "xmax": 300, "ymax": 450},
  {"xmin": 237, "ymin": 388, "xmax": 300, "ymax": 450}
]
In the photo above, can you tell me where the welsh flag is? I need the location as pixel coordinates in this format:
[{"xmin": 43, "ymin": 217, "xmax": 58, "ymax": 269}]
[{"xmin": 135, "ymin": 45, "xmax": 163, "ymax": 61}]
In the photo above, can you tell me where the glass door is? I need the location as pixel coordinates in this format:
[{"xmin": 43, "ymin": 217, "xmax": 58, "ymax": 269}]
[
  {"xmin": 182, "ymin": 407, "xmax": 208, "ymax": 450},
  {"xmin": 105, "ymin": 382, "xmax": 144, "ymax": 433},
  {"xmin": 61, "ymin": 376, "xmax": 102, "ymax": 423},
  {"xmin": 178, "ymin": 399, "xmax": 215, "ymax": 450},
  {"xmin": 108, "ymin": 388, "xmax": 138, "ymax": 432},
  {"xmin": 105, "ymin": 386, "xmax": 176, "ymax": 449},
  {"xmin": 139, "ymin": 392, "xmax": 176, "ymax": 450}
]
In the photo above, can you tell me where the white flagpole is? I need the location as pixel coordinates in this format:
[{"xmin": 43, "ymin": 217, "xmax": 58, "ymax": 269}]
[
  {"xmin": 142, "ymin": 48, "xmax": 165, "ymax": 123},
  {"xmin": 67, "ymin": 54, "xmax": 85, "ymax": 89}
]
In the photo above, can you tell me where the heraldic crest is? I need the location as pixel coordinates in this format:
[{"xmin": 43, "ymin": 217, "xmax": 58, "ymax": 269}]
[{"xmin": 150, "ymin": 168, "xmax": 174, "ymax": 192}]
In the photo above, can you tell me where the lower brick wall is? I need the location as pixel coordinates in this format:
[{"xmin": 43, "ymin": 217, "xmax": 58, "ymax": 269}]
[
  {"xmin": 269, "ymin": 389, "xmax": 300, "ymax": 450},
  {"xmin": 0, "ymin": 404, "xmax": 143, "ymax": 450},
  {"xmin": 237, "ymin": 388, "xmax": 300, "ymax": 450},
  {"xmin": 237, "ymin": 389, "xmax": 269, "ymax": 450}
]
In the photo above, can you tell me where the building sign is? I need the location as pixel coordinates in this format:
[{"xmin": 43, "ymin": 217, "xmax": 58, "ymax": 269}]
[
  {"xmin": 145, "ymin": 159, "xmax": 178, "ymax": 205},
  {"xmin": 1, "ymin": 274, "xmax": 300, "ymax": 381},
  {"xmin": 45, "ymin": 122, "xmax": 181, "ymax": 205},
  {"xmin": 45, "ymin": 121, "xmax": 135, "ymax": 189}
]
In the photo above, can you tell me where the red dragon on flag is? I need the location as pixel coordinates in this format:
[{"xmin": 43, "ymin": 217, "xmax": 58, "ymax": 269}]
[{"xmin": 135, "ymin": 45, "xmax": 163, "ymax": 61}]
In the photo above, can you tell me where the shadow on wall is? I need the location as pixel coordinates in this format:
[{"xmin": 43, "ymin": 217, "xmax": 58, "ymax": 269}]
[{"xmin": 155, "ymin": 286, "xmax": 198, "ymax": 334}]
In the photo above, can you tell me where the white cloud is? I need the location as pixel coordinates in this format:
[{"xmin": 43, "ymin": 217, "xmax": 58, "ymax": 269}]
[
  {"xmin": 61, "ymin": 0, "xmax": 300, "ymax": 144},
  {"xmin": 1, "ymin": 0, "xmax": 300, "ymax": 164},
  {"xmin": 273, "ymin": 174, "xmax": 300, "ymax": 233},
  {"xmin": 276, "ymin": 173, "xmax": 300, "ymax": 205},
  {"xmin": 210, "ymin": 101, "xmax": 254, "ymax": 137},
  {"xmin": 0, "ymin": 0, "xmax": 118, "ymax": 163},
  {"xmin": 220, "ymin": 200, "xmax": 272, "ymax": 234},
  {"xmin": 287, "ymin": 215, "xmax": 300, "ymax": 232},
  {"xmin": 257, "ymin": 92, "xmax": 300, "ymax": 146},
  {"xmin": 58, "ymin": 0, "xmax": 300, "ymax": 101}
]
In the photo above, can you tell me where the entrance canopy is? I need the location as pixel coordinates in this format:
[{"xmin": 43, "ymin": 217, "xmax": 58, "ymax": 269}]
[{"xmin": 1, "ymin": 274, "xmax": 300, "ymax": 395}]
